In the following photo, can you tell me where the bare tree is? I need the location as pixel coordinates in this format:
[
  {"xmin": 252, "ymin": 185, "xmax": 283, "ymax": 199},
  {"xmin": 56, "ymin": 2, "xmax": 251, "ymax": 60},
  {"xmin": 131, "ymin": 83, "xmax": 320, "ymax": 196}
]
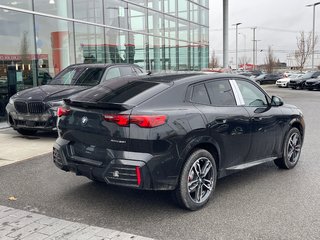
[
  {"xmin": 209, "ymin": 50, "xmax": 219, "ymax": 68},
  {"xmin": 294, "ymin": 31, "xmax": 318, "ymax": 71},
  {"xmin": 238, "ymin": 56, "xmax": 251, "ymax": 68},
  {"xmin": 264, "ymin": 46, "xmax": 277, "ymax": 73}
]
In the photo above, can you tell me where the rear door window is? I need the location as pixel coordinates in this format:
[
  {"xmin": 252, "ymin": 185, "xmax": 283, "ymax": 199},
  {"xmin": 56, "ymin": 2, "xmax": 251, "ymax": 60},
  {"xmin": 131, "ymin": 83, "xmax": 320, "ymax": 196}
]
[
  {"xmin": 205, "ymin": 80, "xmax": 236, "ymax": 106},
  {"xmin": 191, "ymin": 84, "xmax": 210, "ymax": 105},
  {"xmin": 119, "ymin": 66, "xmax": 135, "ymax": 77}
]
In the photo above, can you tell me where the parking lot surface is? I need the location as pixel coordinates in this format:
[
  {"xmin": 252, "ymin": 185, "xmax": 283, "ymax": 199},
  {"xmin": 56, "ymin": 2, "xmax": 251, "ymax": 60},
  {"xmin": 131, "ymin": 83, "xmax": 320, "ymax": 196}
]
[{"xmin": 0, "ymin": 86, "xmax": 319, "ymax": 239}]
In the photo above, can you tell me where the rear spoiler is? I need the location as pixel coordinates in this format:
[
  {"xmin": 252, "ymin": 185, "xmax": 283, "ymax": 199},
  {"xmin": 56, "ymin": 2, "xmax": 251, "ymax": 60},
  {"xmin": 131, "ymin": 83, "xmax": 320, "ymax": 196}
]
[{"xmin": 63, "ymin": 98, "xmax": 133, "ymax": 111}]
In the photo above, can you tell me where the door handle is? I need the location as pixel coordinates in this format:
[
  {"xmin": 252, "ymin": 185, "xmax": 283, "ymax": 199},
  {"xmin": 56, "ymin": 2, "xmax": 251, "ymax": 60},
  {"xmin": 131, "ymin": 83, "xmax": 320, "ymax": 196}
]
[
  {"xmin": 252, "ymin": 117, "xmax": 262, "ymax": 121},
  {"xmin": 216, "ymin": 118, "xmax": 227, "ymax": 124}
]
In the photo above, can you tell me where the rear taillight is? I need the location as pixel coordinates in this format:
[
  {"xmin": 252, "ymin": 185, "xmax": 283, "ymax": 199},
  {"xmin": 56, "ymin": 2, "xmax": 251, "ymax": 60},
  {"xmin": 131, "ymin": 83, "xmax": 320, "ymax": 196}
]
[
  {"xmin": 136, "ymin": 166, "xmax": 141, "ymax": 186},
  {"xmin": 103, "ymin": 114, "xmax": 130, "ymax": 126},
  {"xmin": 103, "ymin": 114, "xmax": 167, "ymax": 128},
  {"xmin": 57, "ymin": 106, "xmax": 71, "ymax": 117}
]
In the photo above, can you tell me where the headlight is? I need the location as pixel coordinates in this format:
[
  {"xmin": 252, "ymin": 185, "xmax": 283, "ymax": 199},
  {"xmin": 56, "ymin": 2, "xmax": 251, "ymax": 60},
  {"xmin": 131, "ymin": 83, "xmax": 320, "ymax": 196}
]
[{"xmin": 48, "ymin": 100, "xmax": 64, "ymax": 107}]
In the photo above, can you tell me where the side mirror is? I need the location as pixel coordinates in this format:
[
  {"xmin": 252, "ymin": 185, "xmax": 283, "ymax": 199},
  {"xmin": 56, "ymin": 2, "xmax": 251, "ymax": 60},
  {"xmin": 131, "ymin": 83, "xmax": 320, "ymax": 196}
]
[{"xmin": 271, "ymin": 96, "xmax": 284, "ymax": 106}]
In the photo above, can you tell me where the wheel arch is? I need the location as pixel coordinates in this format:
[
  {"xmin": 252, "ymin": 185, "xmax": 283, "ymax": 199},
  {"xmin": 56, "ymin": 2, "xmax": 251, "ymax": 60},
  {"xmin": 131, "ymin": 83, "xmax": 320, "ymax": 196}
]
[{"xmin": 178, "ymin": 136, "xmax": 221, "ymax": 176}]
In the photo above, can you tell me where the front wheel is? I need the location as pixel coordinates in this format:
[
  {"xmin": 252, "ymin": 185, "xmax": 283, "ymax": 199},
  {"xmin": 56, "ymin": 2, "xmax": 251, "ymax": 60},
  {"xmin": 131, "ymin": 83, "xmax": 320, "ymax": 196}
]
[
  {"xmin": 274, "ymin": 128, "xmax": 302, "ymax": 169},
  {"xmin": 173, "ymin": 149, "xmax": 217, "ymax": 210}
]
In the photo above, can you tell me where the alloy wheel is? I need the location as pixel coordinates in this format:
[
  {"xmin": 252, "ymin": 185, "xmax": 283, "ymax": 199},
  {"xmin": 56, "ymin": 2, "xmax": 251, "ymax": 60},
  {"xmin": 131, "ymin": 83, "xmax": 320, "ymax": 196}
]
[
  {"xmin": 187, "ymin": 157, "xmax": 214, "ymax": 204},
  {"xmin": 287, "ymin": 132, "xmax": 301, "ymax": 165}
]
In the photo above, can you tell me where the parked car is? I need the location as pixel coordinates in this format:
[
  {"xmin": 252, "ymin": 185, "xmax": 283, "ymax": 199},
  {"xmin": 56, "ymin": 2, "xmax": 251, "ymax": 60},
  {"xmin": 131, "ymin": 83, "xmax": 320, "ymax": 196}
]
[
  {"xmin": 276, "ymin": 73, "xmax": 303, "ymax": 88},
  {"xmin": 53, "ymin": 73, "xmax": 305, "ymax": 210},
  {"xmin": 254, "ymin": 73, "xmax": 282, "ymax": 85},
  {"xmin": 304, "ymin": 75, "xmax": 320, "ymax": 90},
  {"xmin": 288, "ymin": 71, "xmax": 320, "ymax": 89},
  {"xmin": 6, "ymin": 63, "xmax": 145, "ymax": 135}
]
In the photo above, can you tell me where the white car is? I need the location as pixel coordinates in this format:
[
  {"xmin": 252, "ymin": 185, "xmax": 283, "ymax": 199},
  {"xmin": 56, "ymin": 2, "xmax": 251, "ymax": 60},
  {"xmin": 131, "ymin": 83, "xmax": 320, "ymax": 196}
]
[{"xmin": 276, "ymin": 74, "xmax": 303, "ymax": 88}]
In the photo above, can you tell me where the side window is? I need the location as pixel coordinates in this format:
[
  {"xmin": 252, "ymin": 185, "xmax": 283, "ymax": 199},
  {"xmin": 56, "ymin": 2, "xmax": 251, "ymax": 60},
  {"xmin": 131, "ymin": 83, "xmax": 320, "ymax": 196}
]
[
  {"xmin": 119, "ymin": 66, "xmax": 134, "ymax": 76},
  {"xmin": 205, "ymin": 80, "xmax": 236, "ymax": 106},
  {"xmin": 236, "ymin": 80, "xmax": 269, "ymax": 107},
  {"xmin": 190, "ymin": 84, "xmax": 210, "ymax": 105},
  {"xmin": 105, "ymin": 67, "xmax": 121, "ymax": 81}
]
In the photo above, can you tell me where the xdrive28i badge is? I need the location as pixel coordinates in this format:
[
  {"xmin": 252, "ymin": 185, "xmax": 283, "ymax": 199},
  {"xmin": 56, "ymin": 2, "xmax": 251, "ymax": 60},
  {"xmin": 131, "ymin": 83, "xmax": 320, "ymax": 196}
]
[{"xmin": 81, "ymin": 116, "xmax": 88, "ymax": 126}]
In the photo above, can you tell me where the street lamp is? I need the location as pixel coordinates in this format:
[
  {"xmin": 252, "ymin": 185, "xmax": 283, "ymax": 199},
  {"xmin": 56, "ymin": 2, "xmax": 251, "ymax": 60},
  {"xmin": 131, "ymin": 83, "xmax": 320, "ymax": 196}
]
[
  {"xmin": 233, "ymin": 22, "xmax": 242, "ymax": 69},
  {"xmin": 306, "ymin": 2, "xmax": 320, "ymax": 70}
]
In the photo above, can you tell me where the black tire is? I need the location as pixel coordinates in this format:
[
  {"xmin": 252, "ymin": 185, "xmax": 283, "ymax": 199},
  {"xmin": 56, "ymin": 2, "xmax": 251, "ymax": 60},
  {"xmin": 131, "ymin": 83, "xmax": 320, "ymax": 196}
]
[
  {"xmin": 274, "ymin": 127, "xmax": 302, "ymax": 169},
  {"xmin": 173, "ymin": 149, "xmax": 217, "ymax": 210},
  {"xmin": 16, "ymin": 129, "xmax": 37, "ymax": 136},
  {"xmin": 291, "ymin": 86, "xmax": 296, "ymax": 90}
]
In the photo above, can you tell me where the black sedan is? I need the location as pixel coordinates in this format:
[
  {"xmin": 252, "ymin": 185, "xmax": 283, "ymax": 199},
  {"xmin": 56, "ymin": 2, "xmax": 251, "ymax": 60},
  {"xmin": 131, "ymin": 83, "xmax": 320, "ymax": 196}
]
[
  {"xmin": 53, "ymin": 73, "xmax": 305, "ymax": 210},
  {"xmin": 254, "ymin": 73, "xmax": 282, "ymax": 85},
  {"xmin": 288, "ymin": 71, "xmax": 320, "ymax": 89},
  {"xmin": 304, "ymin": 75, "xmax": 320, "ymax": 90},
  {"xmin": 6, "ymin": 63, "xmax": 144, "ymax": 135}
]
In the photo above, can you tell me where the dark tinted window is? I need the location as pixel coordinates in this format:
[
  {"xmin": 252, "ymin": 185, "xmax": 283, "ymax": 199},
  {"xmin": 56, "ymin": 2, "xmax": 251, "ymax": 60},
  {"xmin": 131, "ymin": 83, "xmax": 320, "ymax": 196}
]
[
  {"xmin": 70, "ymin": 79, "xmax": 170, "ymax": 106},
  {"xmin": 191, "ymin": 84, "xmax": 210, "ymax": 105},
  {"xmin": 205, "ymin": 80, "xmax": 236, "ymax": 106},
  {"xmin": 74, "ymin": 68, "xmax": 104, "ymax": 86}
]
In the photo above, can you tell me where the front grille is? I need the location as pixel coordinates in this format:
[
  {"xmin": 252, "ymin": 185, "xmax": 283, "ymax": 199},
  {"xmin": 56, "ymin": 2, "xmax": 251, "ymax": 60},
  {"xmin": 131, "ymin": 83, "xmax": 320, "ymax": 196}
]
[
  {"xmin": 14, "ymin": 101, "xmax": 45, "ymax": 114},
  {"xmin": 105, "ymin": 164, "xmax": 138, "ymax": 187},
  {"xmin": 28, "ymin": 102, "xmax": 44, "ymax": 114},
  {"xmin": 14, "ymin": 101, "xmax": 28, "ymax": 114}
]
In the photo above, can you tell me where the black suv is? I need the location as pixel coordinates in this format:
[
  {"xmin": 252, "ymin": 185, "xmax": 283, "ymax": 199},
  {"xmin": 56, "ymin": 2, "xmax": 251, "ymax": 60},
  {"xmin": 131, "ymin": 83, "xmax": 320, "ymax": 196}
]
[
  {"xmin": 288, "ymin": 71, "xmax": 320, "ymax": 89},
  {"xmin": 254, "ymin": 73, "xmax": 282, "ymax": 85},
  {"xmin": 53, "ymin": 73, "xmax": 305, "ymax": 210},
  {"xmin": 6, "ymin": 63, "xmax": 144, "ymax": 135}
]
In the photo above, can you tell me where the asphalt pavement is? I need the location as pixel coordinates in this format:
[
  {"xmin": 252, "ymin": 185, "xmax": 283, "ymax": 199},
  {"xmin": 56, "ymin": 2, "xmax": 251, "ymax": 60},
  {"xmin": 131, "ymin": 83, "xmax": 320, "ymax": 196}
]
[{"xmin": 0, "ymin": 85, "xmax": 320, "ymax": 240}]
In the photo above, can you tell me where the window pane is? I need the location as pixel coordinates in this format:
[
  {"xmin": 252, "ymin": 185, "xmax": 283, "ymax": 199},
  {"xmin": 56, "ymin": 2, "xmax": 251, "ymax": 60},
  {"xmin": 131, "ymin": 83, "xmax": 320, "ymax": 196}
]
[
  {"xmin": 236, "ymin": 80, "xmax": 268, "ymax": 107},
  {"xmin": 73, "ymin": 23, "xmax": 104, "ymax": 64},
  {"xmin": 74, "ymin": 0, "xmax": 103, "ymax": 24},
  {"xmin": 34, "ymin": 0, "xmax": 72, "ymax": 18},
  {"xmin": 35, "ymin": 16, "xmax": 74, "ymax": 76},
  {"xmin": 105, "ymin": 0, "xmax": 128, "ymax": 29},
  {"xmin": 206, "ymin": 80, "xmax": 236, "ymax": 106},
  {"xmin": 0, "ymin": 11, "xmax": 36, "ymax": 117},
  {"xmin": 191, "ymin": 84, "xmax": 210, "ymax": 105},
  {"xmin": 105, "ymin": 67, "xmax": 121, "ymax": 80},
  {"xmin": 0, "ymin": 0, "xmax": 32, "ymax": 10}
]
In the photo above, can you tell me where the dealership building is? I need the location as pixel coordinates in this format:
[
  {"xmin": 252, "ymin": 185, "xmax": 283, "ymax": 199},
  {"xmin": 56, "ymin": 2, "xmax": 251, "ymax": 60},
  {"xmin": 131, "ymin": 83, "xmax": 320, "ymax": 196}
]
[{"xmin": 0, "ymin": 0, "xmax": 209, "ymax": 119}]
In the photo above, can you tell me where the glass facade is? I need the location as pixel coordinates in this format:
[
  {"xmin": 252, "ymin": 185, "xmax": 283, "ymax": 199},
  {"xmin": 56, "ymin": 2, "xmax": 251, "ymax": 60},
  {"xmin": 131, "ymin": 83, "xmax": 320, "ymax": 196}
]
[{"xmin": 0, "ymin": 0, "xmax": 209, "ymax": 119}]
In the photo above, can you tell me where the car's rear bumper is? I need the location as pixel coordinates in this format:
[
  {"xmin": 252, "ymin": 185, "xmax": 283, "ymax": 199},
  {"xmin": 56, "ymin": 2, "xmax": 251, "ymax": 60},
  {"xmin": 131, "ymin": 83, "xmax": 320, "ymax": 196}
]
[{"xmin": 53, "ymin": 138, "xmax": 178, "ymax": 191}]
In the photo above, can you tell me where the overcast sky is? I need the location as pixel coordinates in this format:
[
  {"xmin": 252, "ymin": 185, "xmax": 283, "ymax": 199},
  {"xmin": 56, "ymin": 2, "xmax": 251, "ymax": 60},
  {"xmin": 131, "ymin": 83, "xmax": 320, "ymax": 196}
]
[{"xmin": 209, "ymin": 0, "xmax": 320, "ymax": 67}]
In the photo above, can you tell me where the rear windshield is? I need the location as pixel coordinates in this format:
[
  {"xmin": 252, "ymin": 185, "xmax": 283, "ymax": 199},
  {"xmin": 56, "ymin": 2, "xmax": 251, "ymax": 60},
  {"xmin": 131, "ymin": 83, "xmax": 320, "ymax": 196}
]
[
  {"xmin": 70, "ymin": 79, "xmax": 170, "ymax": 106},
  {"xmin": 48, "ymin": 67, "xmax": 104, "ymax": 86}
]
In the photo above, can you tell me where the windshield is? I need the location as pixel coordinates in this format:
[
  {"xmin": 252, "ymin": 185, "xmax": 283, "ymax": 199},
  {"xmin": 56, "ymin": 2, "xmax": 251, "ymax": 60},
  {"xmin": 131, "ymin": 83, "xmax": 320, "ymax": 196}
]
[{"xmin": 48, "ymin": 67, "xmax": 105, "ymax": 86}]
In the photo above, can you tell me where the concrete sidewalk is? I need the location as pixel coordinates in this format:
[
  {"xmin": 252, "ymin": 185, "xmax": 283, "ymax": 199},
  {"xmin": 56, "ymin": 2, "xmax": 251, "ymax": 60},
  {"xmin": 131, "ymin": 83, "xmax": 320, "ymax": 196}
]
[
  {"xmin": 0, "ymin": 205, "xmax": 153, "ymax": 240},
  {"xmin": 0, "ymin": 128, "xmax": 55, "ymax": 167}
]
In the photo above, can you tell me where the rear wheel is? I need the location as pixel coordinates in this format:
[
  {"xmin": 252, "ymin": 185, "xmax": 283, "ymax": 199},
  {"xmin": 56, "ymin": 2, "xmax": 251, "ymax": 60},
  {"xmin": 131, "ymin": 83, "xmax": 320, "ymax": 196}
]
[
  {"xmin": 173, "ymin": 149, "xmax": 217, "ymax": 210},
  {"xmin": 16, "ymin": 129, "xmax": 37, "ymax": 136},
  {"xmin": 274, "ymin": 128, "xmax": 302, "ymax": 169}
]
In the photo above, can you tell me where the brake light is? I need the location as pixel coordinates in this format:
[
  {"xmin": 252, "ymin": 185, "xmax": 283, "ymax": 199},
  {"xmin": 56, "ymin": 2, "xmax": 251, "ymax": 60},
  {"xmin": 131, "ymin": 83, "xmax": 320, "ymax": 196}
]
[
  {"xmin": 102, "ymin": 114, "xmax": 167, "ymax": 128},
  {"xmin": 103, "ymin": 114, "xmax": 130, "ymax": 126},
  {"xmin": 57, "ymin": 106, "xmax": 70, "ymax": 117},
  {"xmin": 130, "ymin": 115, "xmax": 167, "ymax": 128}
]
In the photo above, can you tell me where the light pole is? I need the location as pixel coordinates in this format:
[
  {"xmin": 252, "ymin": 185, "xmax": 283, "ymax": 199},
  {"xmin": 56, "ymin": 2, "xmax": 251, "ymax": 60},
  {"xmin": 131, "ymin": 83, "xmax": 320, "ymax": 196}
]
[
  {"xmin": 306, "ymin": 2, "xmax": 320, "ymax": 70},
  {"xmin": 233, "ymin": 22, "xmax": 242, "ymax": 69}
]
